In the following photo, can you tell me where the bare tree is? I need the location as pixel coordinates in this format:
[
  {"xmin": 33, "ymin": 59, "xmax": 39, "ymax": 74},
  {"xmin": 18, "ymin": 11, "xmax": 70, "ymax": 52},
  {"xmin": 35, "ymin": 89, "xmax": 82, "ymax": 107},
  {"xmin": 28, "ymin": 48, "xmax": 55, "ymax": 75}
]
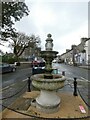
[
  {"xmin": 10, "ymin": 32, "xmax": 41, "ymax": 62},
  {"xmin": 1, "ymin": 2, "xmax": 29, "ymax": 41}
]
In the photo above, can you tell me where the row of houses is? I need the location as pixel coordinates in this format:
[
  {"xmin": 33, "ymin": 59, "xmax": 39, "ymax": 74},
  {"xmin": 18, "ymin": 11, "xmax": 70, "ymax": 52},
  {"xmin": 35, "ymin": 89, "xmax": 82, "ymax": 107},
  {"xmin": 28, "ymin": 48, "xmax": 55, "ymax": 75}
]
[{"xmin": 58, "ymin": 38, "xmax": 90, "ymax": 66}]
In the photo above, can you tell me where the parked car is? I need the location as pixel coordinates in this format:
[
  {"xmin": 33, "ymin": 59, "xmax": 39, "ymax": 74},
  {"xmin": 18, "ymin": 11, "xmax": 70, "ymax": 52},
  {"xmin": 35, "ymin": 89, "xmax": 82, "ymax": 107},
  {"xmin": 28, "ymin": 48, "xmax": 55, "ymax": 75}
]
[
  {"xmin": 32, "ymin": 60, "xmax": 45, "ymax": 75},
  {"xmin": 31, "ymin": 60, "xmax": 60, "ymax": 75},
  {"xmin": 0, "ymin": 63, "xmax": 16, "ymax": 74}
]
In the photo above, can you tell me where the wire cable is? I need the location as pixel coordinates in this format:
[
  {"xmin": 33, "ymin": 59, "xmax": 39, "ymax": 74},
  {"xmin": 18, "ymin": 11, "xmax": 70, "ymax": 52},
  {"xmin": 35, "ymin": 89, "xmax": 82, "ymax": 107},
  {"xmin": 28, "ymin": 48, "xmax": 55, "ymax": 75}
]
[
  {"xmin": 1, "ymin": 78, "xmax": 90, "ymax": 119},
  {"xmin": 1, "ymin": 103, "xmax": 90, "ymax": 120},
  {"xmin": 67, "ymin": 81, "xmax": 90, "ymax": 109},
  {"xmin": 0, "ymin": 83, "xmax": 90, "ymax": 119},
  {"xmin": 1, "ymin": 82, "xmax": 27, "ymax": 100}
]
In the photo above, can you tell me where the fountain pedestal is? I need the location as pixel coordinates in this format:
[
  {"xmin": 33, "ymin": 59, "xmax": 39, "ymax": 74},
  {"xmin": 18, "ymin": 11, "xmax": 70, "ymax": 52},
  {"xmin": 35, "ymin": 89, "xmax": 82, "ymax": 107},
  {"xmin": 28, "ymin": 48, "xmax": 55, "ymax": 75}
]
[
  {"xmin": 36, "ymin": 90, "xmax": 60, "ymax": 113},
  {"xmin": 31, "ymin": 74, "xmax": 66, "ymax": 113}
]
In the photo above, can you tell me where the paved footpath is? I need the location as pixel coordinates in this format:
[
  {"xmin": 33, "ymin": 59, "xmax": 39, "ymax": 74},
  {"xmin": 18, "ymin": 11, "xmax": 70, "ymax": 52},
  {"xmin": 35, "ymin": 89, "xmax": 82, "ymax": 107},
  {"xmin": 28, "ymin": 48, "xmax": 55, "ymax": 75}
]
[
  {"xmin": 1, "ymin": 78, "xmax": 90, "ymax": 120},
  {"xmin": 1, "ymin": 91, "xmax": 90, "ymax": 120}
]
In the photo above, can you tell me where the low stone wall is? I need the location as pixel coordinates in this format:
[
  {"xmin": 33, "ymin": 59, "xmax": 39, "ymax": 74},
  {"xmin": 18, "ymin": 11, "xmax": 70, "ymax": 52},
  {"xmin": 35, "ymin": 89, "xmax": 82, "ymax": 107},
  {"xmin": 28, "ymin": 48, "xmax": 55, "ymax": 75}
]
[{"xmin": 16, "ymin": 62, "xmax": 32, "ymax": 69}]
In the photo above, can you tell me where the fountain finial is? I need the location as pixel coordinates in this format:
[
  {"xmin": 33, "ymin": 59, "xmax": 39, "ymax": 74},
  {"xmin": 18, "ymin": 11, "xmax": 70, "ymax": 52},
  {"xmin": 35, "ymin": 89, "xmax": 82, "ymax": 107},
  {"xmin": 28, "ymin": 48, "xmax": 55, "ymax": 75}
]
[
  {"xmin": 47, "ymin": 33, "xmax": 52, "ymax": 37},
  {"xmin": 45, "ymin": 33, "xmax": 53, "ymax": 51}
]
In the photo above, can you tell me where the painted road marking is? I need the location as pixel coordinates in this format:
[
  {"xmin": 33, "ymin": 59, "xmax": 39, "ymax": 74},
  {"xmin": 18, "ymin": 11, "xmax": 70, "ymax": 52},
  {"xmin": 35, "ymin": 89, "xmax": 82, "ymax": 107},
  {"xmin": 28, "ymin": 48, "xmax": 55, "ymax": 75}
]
[
  {"xmin": 22, "ymin": 79, "xmax": 28, "ymax": 82},
  {"xmin": 0, "ymin": 84, "xmax": 15, "ymax": 92},
  {"xmin": 0, "ymin": 86, "xmax": 9, "ymax": 92},
  {"xmin": 10, "ymin": 83, "xmax": 15, "ymax": 86},
  {"xmin": 80, "ymin": 77, "xmax": 89, "ymax": 82},
  {"xmin": 0, "ymin": 78, "xmax": 28, "ymax": 92},
  {"xmin": 66, "ymin": 77, "xmax": 89, "ymax": 82}
]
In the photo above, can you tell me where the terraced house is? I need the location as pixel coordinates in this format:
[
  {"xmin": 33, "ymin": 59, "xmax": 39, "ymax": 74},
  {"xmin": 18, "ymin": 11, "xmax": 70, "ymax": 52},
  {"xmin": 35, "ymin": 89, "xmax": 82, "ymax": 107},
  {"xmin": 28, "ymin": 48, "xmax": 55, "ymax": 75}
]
[{"xmin": 59, "ymin": 38, "xmax": 90, "ymax": 66}]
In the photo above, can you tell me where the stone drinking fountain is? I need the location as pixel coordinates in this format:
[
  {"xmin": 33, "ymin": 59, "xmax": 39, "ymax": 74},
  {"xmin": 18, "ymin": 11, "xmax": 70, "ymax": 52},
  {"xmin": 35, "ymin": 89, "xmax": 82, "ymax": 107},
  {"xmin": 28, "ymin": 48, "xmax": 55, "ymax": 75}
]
[
  {"xmin": 31, "ymin": 34, "xmax": 66, "ymax": 113},
  {"xmin": 2, "ymin": 35, "xmax": 88, "ymax": 119}
]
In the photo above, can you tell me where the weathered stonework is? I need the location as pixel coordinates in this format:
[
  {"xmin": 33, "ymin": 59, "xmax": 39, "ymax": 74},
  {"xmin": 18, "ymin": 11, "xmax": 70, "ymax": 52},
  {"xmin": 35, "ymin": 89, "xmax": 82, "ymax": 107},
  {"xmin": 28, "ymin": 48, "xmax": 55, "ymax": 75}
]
[{"xmin": 31, "ymin": 34, "xmax": 66, "ymax": 113}]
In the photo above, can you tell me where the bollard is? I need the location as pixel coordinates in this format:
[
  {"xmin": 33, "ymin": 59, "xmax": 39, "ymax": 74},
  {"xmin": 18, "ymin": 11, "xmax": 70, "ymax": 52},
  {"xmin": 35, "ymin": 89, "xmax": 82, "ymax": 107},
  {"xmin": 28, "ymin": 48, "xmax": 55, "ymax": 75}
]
[
  {"xmin": 73, "ymin": 77, "xmax": 78, "ymax": 96},
  {"xmin": 62, "ymin": 71, "xmax": 65, "ymax": 76},
  {"xmin": 28, "ymin": 77, "xmax": 31, "ymax": 92}
]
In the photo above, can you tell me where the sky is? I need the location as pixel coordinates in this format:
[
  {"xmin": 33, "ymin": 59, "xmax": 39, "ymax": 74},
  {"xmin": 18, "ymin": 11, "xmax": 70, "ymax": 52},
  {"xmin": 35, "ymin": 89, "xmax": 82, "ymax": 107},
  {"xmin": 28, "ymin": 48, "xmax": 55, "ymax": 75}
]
[{"xmin": 1, "ymin": 0, "xmax": 89, "ymax": 55}]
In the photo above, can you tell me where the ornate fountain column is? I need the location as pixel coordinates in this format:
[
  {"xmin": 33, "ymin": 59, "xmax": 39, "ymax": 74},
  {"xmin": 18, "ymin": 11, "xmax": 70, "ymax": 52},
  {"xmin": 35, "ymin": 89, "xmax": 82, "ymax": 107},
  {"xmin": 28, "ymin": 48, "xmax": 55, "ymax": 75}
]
[
  {"xmin": 41, "ymin": 34, "xmax": 58, "ymax": 76},
  {"xmin": 45, "ymin": 34, "xmax": 53, "ymax": 70},
  {"xmin": 31, "ymin": 34, "xmax": 66, "ymax": 113}
]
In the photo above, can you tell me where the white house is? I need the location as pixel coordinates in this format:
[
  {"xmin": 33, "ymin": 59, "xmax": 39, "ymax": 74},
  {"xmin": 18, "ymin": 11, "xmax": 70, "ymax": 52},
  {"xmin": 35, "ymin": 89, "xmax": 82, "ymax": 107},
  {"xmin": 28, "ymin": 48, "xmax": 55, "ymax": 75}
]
[
  {"xmin": 85, "ymin": 39, "xmax": 90, "ymax": 64},
  {"xmin": 59, "ymin": 38, "xmax": 90, "ymax": 65}
]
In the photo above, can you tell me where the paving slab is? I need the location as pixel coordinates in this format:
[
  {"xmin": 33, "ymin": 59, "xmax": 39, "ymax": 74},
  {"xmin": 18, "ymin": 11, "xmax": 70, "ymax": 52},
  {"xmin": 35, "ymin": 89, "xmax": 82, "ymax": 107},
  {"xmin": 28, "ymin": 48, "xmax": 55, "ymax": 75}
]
[{"xmin": 1, "ymin": 91, "xmax": 90, "ymax": 120}]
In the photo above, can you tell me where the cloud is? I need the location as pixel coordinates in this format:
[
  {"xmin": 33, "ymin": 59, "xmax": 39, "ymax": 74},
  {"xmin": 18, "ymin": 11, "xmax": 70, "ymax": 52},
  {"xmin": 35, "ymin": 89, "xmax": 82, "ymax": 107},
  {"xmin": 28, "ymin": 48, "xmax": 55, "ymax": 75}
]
[
  {"xmin": 1, "ymin": 1, "xmax": 88, "ymax": 54},
  {"xmin": 55, "ymin": 21, "xmax": 88, "ymax": 54},
  {"xmin": 0, "ymin": 43, "xmax": 12, "ymax": 53},
  {"xmin": 31, "ymin": 3, "xmax": 57, "ymax": 27}
]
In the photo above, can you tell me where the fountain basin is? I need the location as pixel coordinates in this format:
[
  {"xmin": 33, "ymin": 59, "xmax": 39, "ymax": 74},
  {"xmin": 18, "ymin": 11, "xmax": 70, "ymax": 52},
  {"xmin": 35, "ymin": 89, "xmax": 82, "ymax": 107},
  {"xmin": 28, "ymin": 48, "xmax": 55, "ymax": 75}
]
[
  {"xmin": 31, "ymin": 74, "xmax": 66, "ymax": 91},
  {"xmin": 40, "ymin": 51, "xmax": 58, "ymax": 59},
  {"xmin": 31, "ymin": 74, "xmax": 66, "ymax": 113}
]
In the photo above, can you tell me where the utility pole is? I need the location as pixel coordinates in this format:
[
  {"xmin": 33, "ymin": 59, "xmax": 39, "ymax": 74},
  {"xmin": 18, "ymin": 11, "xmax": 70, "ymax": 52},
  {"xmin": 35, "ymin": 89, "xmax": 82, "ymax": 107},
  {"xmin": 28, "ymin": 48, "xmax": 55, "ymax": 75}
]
[{"xmin": 72, "ymin": 45, "xmax": 77, "ymax": 66}]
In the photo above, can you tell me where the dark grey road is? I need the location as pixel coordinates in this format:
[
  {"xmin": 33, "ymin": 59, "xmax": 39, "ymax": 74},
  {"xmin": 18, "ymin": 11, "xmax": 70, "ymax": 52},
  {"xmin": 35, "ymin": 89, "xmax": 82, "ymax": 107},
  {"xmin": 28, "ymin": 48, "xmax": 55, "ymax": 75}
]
[
  {"xmin": 53, "ymin": 63, "xmax": 89, "ymax": 80},
  {"xmin": 1, "ymin": 67, "xmax": 32, "ymax": 111},
  {"xmin": 2, "ymin": 67, "xmax": 32, "ymax": 88}
]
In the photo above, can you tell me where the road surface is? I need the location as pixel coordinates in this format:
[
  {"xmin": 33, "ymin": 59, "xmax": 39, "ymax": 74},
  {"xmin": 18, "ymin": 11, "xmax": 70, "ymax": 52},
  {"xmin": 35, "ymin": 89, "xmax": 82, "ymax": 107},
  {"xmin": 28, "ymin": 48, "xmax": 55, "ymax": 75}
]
[{"xmin": 1, "ymin": 67, "xmax": 32, "ymax": 111}]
